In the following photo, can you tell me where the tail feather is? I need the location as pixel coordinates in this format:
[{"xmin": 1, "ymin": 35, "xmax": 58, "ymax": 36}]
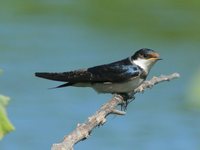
[
  {"xmin": 35, "ymin": 72, "xmax": 75, "ymax": 89},
  {"xmin": 35, "ymin": 72, "xmax": 70, "ymax": 82},
  {"xmin": 49, "ymin": 82, "xmax": 75, "ymax": 89},
  {"xmin": 35, "ymin": 69, "xmax": 90, "ymax": 83}
]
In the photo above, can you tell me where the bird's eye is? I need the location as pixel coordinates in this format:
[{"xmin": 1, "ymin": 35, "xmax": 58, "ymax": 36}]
[{"xmin": 143, "ymin": 54, "xmax": 149, "ymax": 58}]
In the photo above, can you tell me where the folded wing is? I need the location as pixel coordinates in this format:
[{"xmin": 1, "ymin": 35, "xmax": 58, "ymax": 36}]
[{"xmin": 35, "ymin": 58, "xmax": 141, "ymax": 85}]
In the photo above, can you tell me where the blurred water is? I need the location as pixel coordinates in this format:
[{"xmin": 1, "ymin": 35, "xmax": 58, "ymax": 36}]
[{"xmin": 0, "ymin": 1, "xmax": 200, "ymax": 150}]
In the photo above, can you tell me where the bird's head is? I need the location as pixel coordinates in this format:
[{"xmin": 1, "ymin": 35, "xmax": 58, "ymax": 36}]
[{"xmin": 131, "ymin": 48, "xmax": 161, "ymax": 73}]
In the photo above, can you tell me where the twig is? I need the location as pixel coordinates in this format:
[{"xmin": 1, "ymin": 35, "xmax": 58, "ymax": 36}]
[{"xmin": 51, "ymin": 73, "xmax": 180, "ymax": 150}]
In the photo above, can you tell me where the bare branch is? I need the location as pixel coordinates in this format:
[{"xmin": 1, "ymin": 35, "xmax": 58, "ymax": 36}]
[
  {"xmin": 51, "ymin": 73, "xmax": 180, "ymax": 150},
  {"xmin": 133, "ymin": 73, "xmax": 180, "ymax": 93}
]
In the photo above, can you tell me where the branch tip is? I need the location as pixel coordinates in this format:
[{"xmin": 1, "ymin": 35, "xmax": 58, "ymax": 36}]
[{"xmin": 111, "ymin": 109, "xmax": 126, "ymax": 115}]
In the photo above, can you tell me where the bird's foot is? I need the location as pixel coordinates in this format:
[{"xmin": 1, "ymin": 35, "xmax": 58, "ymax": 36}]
[{"xmin": 117, "ymin": 93, "xmax": 135, "ymax": 111}]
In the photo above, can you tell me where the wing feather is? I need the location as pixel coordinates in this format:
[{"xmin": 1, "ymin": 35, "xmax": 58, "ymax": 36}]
[{"xmin": 35, "ymin": 58, "xmax": 141, "ymax": 83}]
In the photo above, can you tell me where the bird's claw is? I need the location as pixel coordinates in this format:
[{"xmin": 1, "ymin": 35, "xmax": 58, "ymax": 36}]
[{"xmin": 117, "ymin": 93, "xmax": 135, "ymax": 111}]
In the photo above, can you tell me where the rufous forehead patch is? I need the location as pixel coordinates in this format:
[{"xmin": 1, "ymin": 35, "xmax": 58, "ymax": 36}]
[{"xmin": 148, "ymin": 52, "xmax": 160, "ymax": 58}]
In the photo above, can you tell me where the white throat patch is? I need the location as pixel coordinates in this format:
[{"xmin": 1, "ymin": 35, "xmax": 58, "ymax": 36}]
[{"xmin": 133, "ymin": 58, "xmax": 156, "ymax": 73}]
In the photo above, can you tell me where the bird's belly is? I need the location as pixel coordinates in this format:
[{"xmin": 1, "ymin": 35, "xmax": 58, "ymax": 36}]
[{"xmin": 92, "ymin": 78, "xmax": 144, "ymax": 93}]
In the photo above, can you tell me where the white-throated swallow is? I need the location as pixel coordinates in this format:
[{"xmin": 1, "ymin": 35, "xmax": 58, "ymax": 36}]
[{"xmin": 35, "ymin": 48, "xmax": 161, "ymax": 94}]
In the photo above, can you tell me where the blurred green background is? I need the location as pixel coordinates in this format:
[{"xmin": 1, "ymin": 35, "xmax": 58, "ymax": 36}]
[{"xmin": 0, "ymin": 0, "xmax": 200, "ymax": 150}]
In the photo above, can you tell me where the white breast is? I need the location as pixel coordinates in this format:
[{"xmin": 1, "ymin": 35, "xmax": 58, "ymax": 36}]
[{"xmin": 91, "ymin": 77, "xmax": 144, "ymax": 93}]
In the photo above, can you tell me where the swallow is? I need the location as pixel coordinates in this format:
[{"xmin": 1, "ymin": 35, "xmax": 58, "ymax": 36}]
[{"xmin": 35, "ymin": 48, "xmax": 161, "ymax": 94}]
